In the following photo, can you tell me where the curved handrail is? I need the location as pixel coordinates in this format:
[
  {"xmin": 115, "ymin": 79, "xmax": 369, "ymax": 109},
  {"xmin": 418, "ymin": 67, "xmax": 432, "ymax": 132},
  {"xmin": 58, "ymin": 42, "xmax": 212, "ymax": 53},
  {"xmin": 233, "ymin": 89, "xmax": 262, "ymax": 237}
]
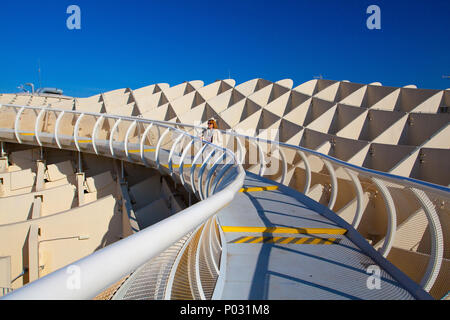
[
  {"xmin": 0, "ymin": 104, "xmax": 245, "ymax": 299},
  {"xmin": 1, "ymin": 103, "xmax": 448, "ymax": 296},
  {"xmin": 151, "ymin": 118, "xmax": 449, "ymax": 294}
]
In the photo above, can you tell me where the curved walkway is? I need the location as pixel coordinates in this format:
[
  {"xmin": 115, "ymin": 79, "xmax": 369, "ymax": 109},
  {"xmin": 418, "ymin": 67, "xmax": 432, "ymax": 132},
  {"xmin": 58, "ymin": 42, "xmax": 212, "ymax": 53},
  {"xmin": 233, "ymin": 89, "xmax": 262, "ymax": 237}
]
[{"xmin": 215, "ymin": 172, "xmax": 427, "ymax": 300}]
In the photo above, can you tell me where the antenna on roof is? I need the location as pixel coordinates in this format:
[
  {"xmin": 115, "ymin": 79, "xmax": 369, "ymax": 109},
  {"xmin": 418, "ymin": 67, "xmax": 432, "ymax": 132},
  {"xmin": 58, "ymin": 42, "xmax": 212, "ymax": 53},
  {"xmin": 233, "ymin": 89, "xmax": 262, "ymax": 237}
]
[
  {"xmin": 38, "ymin": 59, "xmax": 42, "ymax": 90},
  {"xmin": 313, "ymin": 74, "xmax": 323, "ymax": 80}
]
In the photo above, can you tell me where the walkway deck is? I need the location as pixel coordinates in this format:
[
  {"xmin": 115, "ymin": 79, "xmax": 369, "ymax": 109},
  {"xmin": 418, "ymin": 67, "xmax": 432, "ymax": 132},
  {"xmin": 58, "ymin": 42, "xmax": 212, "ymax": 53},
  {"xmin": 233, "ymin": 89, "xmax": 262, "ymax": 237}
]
[{"xmin": 215, "ymin": 172, "xmax": 415, "ymax": 300}]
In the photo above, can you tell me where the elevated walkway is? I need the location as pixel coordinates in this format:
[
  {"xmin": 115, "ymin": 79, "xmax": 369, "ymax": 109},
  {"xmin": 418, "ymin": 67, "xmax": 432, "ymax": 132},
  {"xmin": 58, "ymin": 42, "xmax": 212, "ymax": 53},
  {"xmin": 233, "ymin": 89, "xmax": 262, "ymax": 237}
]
[
  {"xmin": 214, "ymin": 172, "xmax": 417, "ymax": 300},
  {"xmin": 0, "ymin": 103, "xmax": 441, "ymax": 300},
  {"xmin": 114, "ymin": 171, "xmax": 427, "ymax": 300}
]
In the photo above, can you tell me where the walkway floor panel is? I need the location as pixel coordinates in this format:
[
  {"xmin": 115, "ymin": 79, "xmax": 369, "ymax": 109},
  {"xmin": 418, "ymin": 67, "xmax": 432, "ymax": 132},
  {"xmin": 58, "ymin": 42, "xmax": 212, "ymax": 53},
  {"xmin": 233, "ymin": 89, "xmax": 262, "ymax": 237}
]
[{"xmin": 216, "ymin": 172, "xmax": 415, "ymax": 300}]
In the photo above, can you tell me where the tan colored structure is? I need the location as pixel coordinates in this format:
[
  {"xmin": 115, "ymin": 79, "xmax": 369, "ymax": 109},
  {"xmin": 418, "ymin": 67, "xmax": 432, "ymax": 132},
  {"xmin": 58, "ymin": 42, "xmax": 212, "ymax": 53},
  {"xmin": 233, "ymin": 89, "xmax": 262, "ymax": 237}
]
[{"xmin": 0, "ymin": 78, "xmax": 448, "ymax": 299}]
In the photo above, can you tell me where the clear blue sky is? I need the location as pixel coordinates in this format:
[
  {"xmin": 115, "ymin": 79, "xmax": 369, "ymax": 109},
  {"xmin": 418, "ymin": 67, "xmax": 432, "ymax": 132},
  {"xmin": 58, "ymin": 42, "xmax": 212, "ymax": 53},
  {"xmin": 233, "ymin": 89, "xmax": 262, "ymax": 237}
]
[{"xmin": 1, "ymin": 0, "xmax": 449, "ymax": 97}]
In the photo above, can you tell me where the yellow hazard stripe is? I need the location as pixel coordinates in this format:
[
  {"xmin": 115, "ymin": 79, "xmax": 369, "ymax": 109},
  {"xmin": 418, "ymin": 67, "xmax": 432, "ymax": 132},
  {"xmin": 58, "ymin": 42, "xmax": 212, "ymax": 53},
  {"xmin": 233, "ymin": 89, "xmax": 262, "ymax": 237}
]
[
  {"xmin": 78, "ymin": 139, "xmax": 92, "ymax": 143},
  {"xmin": 239, "ymin": 186, "xmax": 278, "ymax": 192},
  {"xmin": 221, "ymin": 226, "xmax": 347, "ymax": 235},
  {"xmin": 229, "ymin": 236, "xmax": 341, "ymax": 245},
  {"xmin": 128, "ymin": 149, "xmax": 156, "ymax": 153},
  {"xmin": 161, "ymin": 164, "xmax": 202, "ymax": 169},
  {"xmin": 20, "ymin": 132, "xmax": 35, "ymax": 136}
]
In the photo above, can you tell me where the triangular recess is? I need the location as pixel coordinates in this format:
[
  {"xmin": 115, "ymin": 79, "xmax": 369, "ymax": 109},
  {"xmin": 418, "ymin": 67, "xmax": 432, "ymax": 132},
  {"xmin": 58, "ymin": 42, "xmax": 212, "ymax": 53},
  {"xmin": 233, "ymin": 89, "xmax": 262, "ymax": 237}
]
[
  {"xmin": 279, "ymin": 119, "xmax": 304, "ymax": 143},
  {"xmin": 218, "ymin": 80, "xmax": 234, "ymax": 94},
  {"xmin": 233, "ymin": 109, "xmax": 263, "ymax": 136},
  {"xmin": 284, "ymin": 91, "xmax": 311, "ymax": 116},
  {"xmin": 330, "ymin": 104, "xmax": 367, "ymax": 136},
  {"xmin": 235, "ymin": 78, "xmax": 271, "ymax": 97},
  {"xmin": 219, "ymin": 99, "xmax": 247, "ymax": 128},
  {"xmin": 196, "ymin": 81, "xmax": 222, "ymax": 102},
  {"xmin": 247, "ymin": 84, "xmax": 273, "ymax": 106},
  {"xmin": 313, "ymin": 82, "xmax": 340, "ymax": 102},
  {"xmin": 240, "ymin": 99, "xmax": 263, "ymax": 123},
  {"xmin": 306, "ymin": 104, "xmax": 338, "ymax": 133},
  {"xmin": 268, "ymin": 83, "xmax": 291, "ymax": 104},
  {"xmin": 335, "ymin": 81, "xmax": 366, "ymax": 103},
  {"xmin": 338, "ymin": 85, "xmax": 367, "ymax": 107},
  {"xmin": 256, "ymin": 109, "xmax": 282, "ymax": 131},
  {"xmin": 358, "ymin": 109, "xmax": 406, "ymax": 142},
  {"xmin": 282, "ymin": 98, "xmax": 312, "ymax": 126},
  {"xmin": 293, "ymin": 79, "xmax": 317, "ymax": 96},
  {"xmin": 177, "ymin": 103, "xmax": 206, "ymax": 125},
  {"xmin": 264, "ymin": 91, "xmax": 291, "ymax": 118},
  {"xmin": 313, "ymin": 79, "xmax": 338, "ymax": 96},
  {"xmin": 361, "ymin": 85, "xmax": 398, "ymax": 109},
  {"xmin": 395, "ymin": 87, "xmax": 441, "ymax": 113},
  {"xmin": 303, "ymin": 98, "xmax": 335, "ymax": 127}
]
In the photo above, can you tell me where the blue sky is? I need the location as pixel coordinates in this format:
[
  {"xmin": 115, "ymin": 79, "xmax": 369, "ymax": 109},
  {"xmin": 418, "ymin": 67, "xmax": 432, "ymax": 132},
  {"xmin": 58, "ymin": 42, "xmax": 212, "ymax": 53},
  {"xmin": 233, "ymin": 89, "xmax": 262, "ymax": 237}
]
[{"xmin": 0, "ymin": 0, "xmax": 449, "ymax": 97}]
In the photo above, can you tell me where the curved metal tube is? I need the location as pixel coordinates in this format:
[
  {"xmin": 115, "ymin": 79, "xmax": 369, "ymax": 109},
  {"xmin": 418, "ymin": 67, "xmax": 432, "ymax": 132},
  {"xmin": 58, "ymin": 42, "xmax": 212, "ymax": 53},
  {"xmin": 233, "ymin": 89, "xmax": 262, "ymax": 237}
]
[
  {"xmin": 371, "ymin": 178, "xmax": 397, "ymax": 258},
  {"xmin": 34, "ymin": 108, "xmax": 47, "ymax": 147},
  {"xmin": 409, "ymin": 188, "xmax": 444, "ymax": 292},
  {"xmin": 205, "ymin": 152, "xmax": 226, "ymax": 198},
  {"xmin": 322, "ymin": 159, "xmax": 338, "ymax": 210},
  {"xmin": 344, "ymin": 168, "xmax": 364, "ymax": 229},
  {"xmin": 211, "ymin": 162, "xmax": 234, "ymax": 194},
  {"xmin": 109, "ymin": 118, "xmax": 122, "ymax": 157},
  {"xmin": 195, "ymin": 224, "xmax": 208, "ymax": 300},
  {"xmin": 296, "ymin": 150, "xmax": 311, "ymax": 195},
  {"xmin": 190, "ymin": 144, "xmax": 208, "ymax": 195},
  {"xmin": 124, "ymin": 120, "xmax": 137, "ymax": 160},
  {"xmin": 54, "ymin": 111, "xmax": 65, "ymax": 149},
  {"xmin": 155, "ymin": 128, "xmax": 171, "ymax": 171},
  {"xmin": 139, "ymin": 122, "xmax": 154, "ymax": 165},
  {"xmin": 92, "ymin": 115, "xmax": 104, "ymax": 155},
  {"xmin": 208, "ymin": 218, "xmax": 220, "ymax": 274},
  {"xmin": 179, "ymin": 140, "xmax": 195, "ymax": 187},
  {"xmin": 168, "ymin": 133, "xmax": 185, "ymax": 176},
  {"xmin": 277, "ymin": 145, "xmax": 287, "ymax": 185},
  {"xmin": 247, "ymin": 139, "xmax": 265, "ymax": 176},
  {"xmin": 14, "ymin": 107, "xmax": 25, "ymax": 144},
  {"xmin": 235, "ymin": 135, "xmax": 245, "ymax": 165},
  {"xmin": 73, "ymin": 113, "xmax": 85, "ymax": 152},
  {"xmin": 197, "ymin": 148, "xmax": 216, "ymax": 200}
]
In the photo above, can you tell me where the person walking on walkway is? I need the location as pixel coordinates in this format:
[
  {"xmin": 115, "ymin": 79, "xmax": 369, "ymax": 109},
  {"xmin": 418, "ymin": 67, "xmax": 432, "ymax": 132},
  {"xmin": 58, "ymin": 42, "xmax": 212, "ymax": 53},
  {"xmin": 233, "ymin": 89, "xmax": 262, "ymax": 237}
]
[{"xmin": 202, "ymin": 118, "xmax": 222, "ymax": 145}]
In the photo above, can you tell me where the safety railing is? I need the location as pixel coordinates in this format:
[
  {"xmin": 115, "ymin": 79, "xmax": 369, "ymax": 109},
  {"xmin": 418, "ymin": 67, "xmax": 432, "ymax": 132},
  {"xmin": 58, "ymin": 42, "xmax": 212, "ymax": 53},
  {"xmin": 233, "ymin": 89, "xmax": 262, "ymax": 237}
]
[
  {"xmin": 161, "ymin": 120, "xmax": 449, "ymax": 296},
  {"xmin": 1, "ymin": 103, "xmax": 448, "ymax": 298},
  {"xmin": 0, "ymin": 104, "xmax": 245, "ymax": 299}
]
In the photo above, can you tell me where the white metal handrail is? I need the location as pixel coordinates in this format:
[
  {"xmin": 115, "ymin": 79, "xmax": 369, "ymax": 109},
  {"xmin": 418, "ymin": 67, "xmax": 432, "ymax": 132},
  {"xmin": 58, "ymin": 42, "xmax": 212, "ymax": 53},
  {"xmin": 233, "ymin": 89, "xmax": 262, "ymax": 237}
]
[
  {"xmin": 1, "ymin": 103, "xmax": 448, "ymax": 296},
  {"xmin": 0, "ymin": 103, "xmax": 245, "ymax": 299},
  {"xmin": 152, "ymin": 119, "xmax": 449, "ymax": 294}
]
